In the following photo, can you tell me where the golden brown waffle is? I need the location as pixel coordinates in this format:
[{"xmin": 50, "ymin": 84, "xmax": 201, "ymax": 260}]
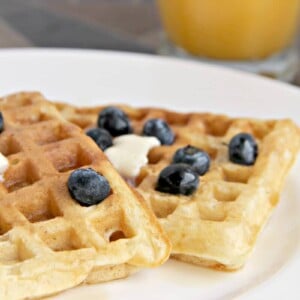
[
  {"xmin": 55, "ymin": 101, "xmax": 300, "ymax": 270},
  {"xmin": 0, "ymin": 92, "xmax": 171, "ymax": 300}
]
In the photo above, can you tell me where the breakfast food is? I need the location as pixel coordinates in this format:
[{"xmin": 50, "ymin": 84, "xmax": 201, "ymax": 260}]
[
  {"xmin": 0, "ymin": 92, "xmax": 170, "ymax": 300},
  {"xmin": 56, "ymin": 101, "xmax": 300, "ymax": 270}
]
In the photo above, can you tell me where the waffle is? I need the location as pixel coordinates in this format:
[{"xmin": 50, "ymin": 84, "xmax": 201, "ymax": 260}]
[
  {"xmin": 0, "ymin": 92, "xmax": 171, "ymax": 300},
  {"xmin": 55, "ymin": 101, "xmax": 300, "ymax": 270}
]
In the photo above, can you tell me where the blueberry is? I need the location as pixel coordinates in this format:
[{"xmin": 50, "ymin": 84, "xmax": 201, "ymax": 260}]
[
  {"xmin": 0, "ymin": 112, "xmax": 4, "ymax": 133},
  {"xmin": 143, "ymin": 119, "xmax": 175, "ymax": 145},
  {"xmin": 156, "ymin": 163, "xmax": 199, "ymax": 195},
  {"xmin": 229, "ymin": 133, "xmax": 258, "ymax": 166},
  {"xmin": 86, "ymin": 128, "xmax": 113, "ymax": 151},
  {"xmin": 68, "ymin": 168, "xmax": 111, "ymax": 206},
  {"xmin": 173, "ymin": 145, "xmax": 210, "ymax": 175},
  {"xmin": 97, "ymin": 107, "xmax": 132, "ymax": 136}
]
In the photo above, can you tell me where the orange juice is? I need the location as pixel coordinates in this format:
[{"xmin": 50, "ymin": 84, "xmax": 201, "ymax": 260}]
[{"xmin": 157, "ymin": 0, "xmax": 300, "ymax": 60}]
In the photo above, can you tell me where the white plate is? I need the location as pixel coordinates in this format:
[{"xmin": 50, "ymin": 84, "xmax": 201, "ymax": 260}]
[{"xmin": 0, "ymin": 49, "xmax": 299, "ymax": 300}]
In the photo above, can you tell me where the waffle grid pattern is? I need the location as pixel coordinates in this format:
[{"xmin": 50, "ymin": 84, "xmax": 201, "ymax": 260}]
[
  {"xmin": 56, "ymin": 101, "xmax": 300, "ymax": 270},
  {"xmin": 0, "ymin": 93, "xmax": 170, "ymax": 299}
]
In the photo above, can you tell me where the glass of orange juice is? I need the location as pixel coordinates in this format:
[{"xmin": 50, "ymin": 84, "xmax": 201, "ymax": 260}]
[{"xmin": 157, "ymin": 0, "xmax": 300, "ymax": 81}]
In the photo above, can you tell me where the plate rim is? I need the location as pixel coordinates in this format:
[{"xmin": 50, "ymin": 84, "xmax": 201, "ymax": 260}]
[{"xmin": 0, "ymin": 46, "xmax": 299, "ymax": 92}]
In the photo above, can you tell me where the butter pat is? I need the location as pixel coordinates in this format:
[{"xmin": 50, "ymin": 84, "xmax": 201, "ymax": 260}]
[
  {"xmin": 0, "ymin": 152, "xmax": 9, "ymax": 182},
  {"xmin": 105, "ymin": 134, "xmax": 160, "ymax": 178}
]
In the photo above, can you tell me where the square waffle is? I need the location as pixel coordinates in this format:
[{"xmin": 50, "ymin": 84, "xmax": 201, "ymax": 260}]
[
  {"xmin": 55, "ymin": 101, "xmax": 300, "ymax": 270},
  {"xmin": 0, "ymin": 92, "xmax": 170, "ymax": 300}
]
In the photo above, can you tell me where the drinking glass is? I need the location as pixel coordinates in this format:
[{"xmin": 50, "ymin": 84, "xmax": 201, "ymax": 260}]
[{"xmin": 157, "ymin": 0, "xmax": 300, "ymax": 81}]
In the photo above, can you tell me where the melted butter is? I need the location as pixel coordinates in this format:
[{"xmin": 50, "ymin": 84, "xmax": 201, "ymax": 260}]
[
  {"xmin": 105, "ymin": 134, "xmax": 160, "ymax": 179},
  {"xmin": 0, "ymin": 152, "xmax": 9, "ymax": 182}
]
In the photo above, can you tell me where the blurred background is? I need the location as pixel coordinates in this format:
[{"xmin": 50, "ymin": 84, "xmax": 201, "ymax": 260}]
[
  {"xmin": 1, "ymin": 0, "xmax": 300, "ymax": 85},
  {"xmin": 0, "ymin": 1, "xmax": 160, "ymax": 53}
]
